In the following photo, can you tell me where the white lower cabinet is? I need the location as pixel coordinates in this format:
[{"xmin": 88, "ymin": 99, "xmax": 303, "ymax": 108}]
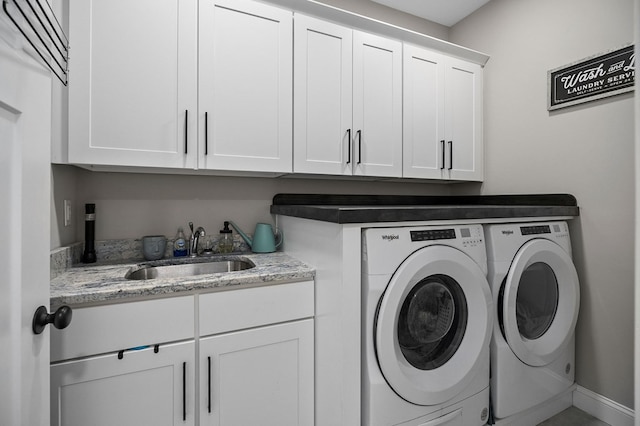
[
  {"xmin": 51, "ymin": 341, "xmax": 195, "ymax": 426},
  {"xmin": 199, "ymin": 320, "xmax": 314, "ymax": 426},
  {"xmin": 50, "ymin": 281, "xmax": 314, "ymax": 426}
]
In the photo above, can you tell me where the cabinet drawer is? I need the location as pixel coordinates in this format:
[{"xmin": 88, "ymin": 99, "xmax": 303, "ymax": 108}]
[
  {"xmin": 51, "ymin": 296, "xmax": 195, "ymax": 362},
  {"xmin": 199, "ymin": 281, "xmax": 314, "ymax": 336}
]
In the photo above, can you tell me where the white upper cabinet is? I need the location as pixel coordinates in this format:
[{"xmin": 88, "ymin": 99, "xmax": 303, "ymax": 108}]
[
  {"xmin": 293, "ymin": 15, "xmax": 353, "ymax": 176},
  {"xmin": 66, "ymin": 0, "xmax": 483, "ymax": 180},
  {"xmin": 352, "ymin": 31, "xmax": 403, "ymax": 178},
  {"xmin": 445, "ymin": 57, "xmax": 483, "ymax": 181},
  {"xmin": 294, "ymin": 16, "xmax": 402, "ymax": 178},
  {"xmin": 68, "ymin": 0, "xmax": 198, "ymax": 168},
  {"xmin": 403, "ymin": 45, "xmax": 445, "ymax": 179},
  {"xmin": 403, "ymin": 44, "xmax": 483, "ymax": 181},
  {"xmin": 199, "ymin": 0, "xmax": 293, "ymax": 173}
]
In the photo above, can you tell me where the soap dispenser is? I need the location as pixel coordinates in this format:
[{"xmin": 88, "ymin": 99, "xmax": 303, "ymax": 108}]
[
  {"xmin": 218, "ymin": 221, "xmax": 234, "ymax": 253},
  {"xmin": 173, "ymin": 227, "xmax": 188, "ymax": 257}
]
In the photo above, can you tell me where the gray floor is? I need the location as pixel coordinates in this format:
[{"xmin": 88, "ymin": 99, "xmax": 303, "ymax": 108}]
[{"xmin": 537, "ymin": 406, "xmax": 610, "ymax": 426}]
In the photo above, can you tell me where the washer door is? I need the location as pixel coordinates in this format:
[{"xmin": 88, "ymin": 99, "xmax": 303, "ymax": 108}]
[
  {"xmin": 501, "ymin": 239, "xmax": 580, "ymax": 367},
  {"xmin": 375, "ymin": 245, "xmax": 492, "ymax": 406}
]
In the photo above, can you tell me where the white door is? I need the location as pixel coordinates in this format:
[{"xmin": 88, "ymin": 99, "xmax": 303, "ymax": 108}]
[
  {"xmin": 352, "ymin": 31, "xmax": 402, "ymax": 177},
  {"xmin": 375, "ymin": 246, "xmax": 492, "ymax": 405},
  {"xmin": 199, "ymin": 0, "xmax": 293, "ymax": 173},
  {"xmin": 501, "ymin": 239, "xmax": 580, "ymax": 366},
  {"xmin": 293, "ymin": 14, "xmax": 353, "ymax": 175},
  {"xmin": 68, "ymin": 0, "xmax": 198, "ymax": 169},
  {"xmin": 200, "ymin": 320, "xmax": 314, "ymax": 426},
  {"xmin": 51, "ymin": 341, "xmax": 195, "ymax": 426},
  {"xmin": 403, "ymin": 44, "xmax": 446, "ymax": 179},
  {"xmin": 0, "ymin": 37, "xmax": 52, "ymax": 425},
  {"xmin": 444, "ymin": 57, "xmax": 483, "ymax": 181}
]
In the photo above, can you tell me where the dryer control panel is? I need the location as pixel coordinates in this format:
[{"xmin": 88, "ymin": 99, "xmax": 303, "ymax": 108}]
[{"xmin": 484, "ymin": 221, "xmax": 572, "ymax": 261}]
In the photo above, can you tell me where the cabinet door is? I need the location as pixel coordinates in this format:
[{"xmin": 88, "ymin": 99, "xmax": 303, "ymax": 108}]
[
  {"xmin": 51, "ymin": 341, "xmax": 195, "ymax": 426},
  {"xmin": 403, "ymin": 45, "xmax": 446, "ymax": 179},
  {"xmin": 293, "ymin": 14, "xmax": 352, "ymax": 175},
  {"xmin": 200, "ymin": 320, "xmax": 314, "ymax": 426},
  {"xmin": 199, "ymin": 0, "xmax": 293, "ymax": 173},
  {"xmin": 68, "ymin": 0, "xmax": 198, "ymax": 168},
  {"xmin": 444, "ymin": 57, "xmax": 483, "ymax": 181},
  {"xmin": 352, "ymin": 31, "xmax": 402, "ymax": 178}
]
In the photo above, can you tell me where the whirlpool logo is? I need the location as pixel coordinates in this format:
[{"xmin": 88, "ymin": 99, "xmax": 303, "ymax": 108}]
[
  {"xmin": 501, "ymin": 230, "xmax": 514, "ymax": 235},
  {"xmin": 381, "ymin": 234, "xmax": 400, "ymax": 241}
]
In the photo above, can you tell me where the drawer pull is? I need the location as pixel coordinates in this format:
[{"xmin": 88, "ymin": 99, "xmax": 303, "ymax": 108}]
[{"xmin": 116, "ymin": 344, "xmax": 154, "ymax": 359}]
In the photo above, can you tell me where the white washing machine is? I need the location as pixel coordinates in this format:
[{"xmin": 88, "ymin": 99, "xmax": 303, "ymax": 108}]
[
  {"xmin": 362, "ymin": 224, "xmax": 492, "ymax": 426},
  {"xmin": 484, "ymin": 222, "xmax": 580, "ymax": 423}
]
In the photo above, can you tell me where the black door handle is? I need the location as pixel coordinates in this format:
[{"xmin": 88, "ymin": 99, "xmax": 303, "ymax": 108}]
[
  {"xmin": 207, "ymin": 356, "xmax": 212, "ymax": 413},
  {"xmin": 32, "ymin": 305, "xmax": 72, "ymax": 335},
  {"xmin": 184, "ymin": 110, "xmax": 189, "ymax": 155},
  {"xmin": 205, "ymin": 112, "xmax": 209, "ymax": 156},
  {"xmin": 183, "ymin": 362, "xmax": 187, "ymax": 421},
  {"xmin": 440, "ymin": 140, "xmax": 445, "ymax": 170},
  {"xmin": 356, "ymin": 130, "xmax": 362, "ymax": 164},
  {"xmin": 346, "ymin": 129, "xmax": 351, "ymax": 165},
  {"xmin": 448, "ymin": 140, "xmax": 453, "ymax": 170}
]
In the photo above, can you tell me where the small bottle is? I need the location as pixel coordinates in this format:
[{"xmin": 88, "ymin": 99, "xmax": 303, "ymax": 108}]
[
  {"xmin": 173, "ymin": 227, "xmax": 188, "ymax": 257},
  {"xmin": 218, "ymin": 221, "xmax": 234, "ymax": 253},
  {"xmin": 82, "ymin": 203, "xmax": 97, "ymax": 263}
]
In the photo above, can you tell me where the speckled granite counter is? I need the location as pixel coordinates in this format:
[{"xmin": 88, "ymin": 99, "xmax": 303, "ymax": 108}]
[{"xmin": 51, "ymin": 252, "xmax": 315, "ymax": 308}]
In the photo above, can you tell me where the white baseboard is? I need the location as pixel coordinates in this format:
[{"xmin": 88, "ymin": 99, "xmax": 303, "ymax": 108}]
[{"xmin": 573, "ymin": 386, "xmax": 634, "ymax": 426}]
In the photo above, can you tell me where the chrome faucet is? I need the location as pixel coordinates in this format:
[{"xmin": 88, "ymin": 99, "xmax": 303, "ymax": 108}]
[{"xmin": 190, "ymin": 226, "xmax": 206, "ymax": 257}]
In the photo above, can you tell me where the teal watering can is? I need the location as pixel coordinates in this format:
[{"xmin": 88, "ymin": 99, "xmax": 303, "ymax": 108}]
[{"xmin": 229, "ymin": 221, "xmax": 283, "ymax": 253}]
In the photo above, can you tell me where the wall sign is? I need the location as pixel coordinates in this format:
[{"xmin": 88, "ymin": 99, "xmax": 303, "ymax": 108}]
[{"xmin": 547, "ymin": 44, "xmax": 635, "ymax": 111}]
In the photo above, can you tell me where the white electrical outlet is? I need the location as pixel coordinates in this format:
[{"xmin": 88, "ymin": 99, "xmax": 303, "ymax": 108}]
[{"xmin": 64, "ymin": 200, "xmax": 72, "ymax": 227}]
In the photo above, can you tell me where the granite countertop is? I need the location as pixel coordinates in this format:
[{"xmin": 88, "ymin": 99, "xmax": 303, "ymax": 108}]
[
  {"xmin": 51, "ymin": 252, "xmax": 315, "ymax": 308},
  {"xmin": 270, "ymin": 193, "xmax": 580, "ymax": 223}
]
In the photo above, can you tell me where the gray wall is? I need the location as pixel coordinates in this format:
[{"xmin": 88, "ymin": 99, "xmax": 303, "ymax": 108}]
[
  {"xmin": 450, "ymin": 0, "xmax": 635, "ymax": 408},
  {"xmin": 51, "ymin": 166, "xmax": 450, "ymax": 245}
]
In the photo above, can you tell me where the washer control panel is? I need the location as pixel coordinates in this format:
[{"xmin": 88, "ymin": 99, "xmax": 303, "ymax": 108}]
[
  {"xmin": 409, "ymin": 226, "xmax": 484, "ymax": 247},
  {"xmin": 410, "ymin": 228, "xmax": 456, "ymax": 241},
  {"xmin": 363, "ymin": 224, "xmax": 487, "ymax": 276}
]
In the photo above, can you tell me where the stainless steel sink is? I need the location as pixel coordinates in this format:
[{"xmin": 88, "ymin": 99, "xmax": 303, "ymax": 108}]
[{"xmin": 125, "ymin": 259, "xmax": 255, "ymax": 280}]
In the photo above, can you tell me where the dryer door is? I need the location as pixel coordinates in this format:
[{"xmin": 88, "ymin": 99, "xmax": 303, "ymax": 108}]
[
  {"xmin": 375, "ymin": 245, "xmax": 492, "ymax": 406},
  {"xmin": 501, "ymin": 239, "xmax": 580, "ymax": 367}
]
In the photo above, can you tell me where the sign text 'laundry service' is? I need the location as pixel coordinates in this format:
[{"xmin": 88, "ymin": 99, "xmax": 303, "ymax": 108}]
[{"xmin": 548, "ymin": 44, "xmax": 635, "ymax": 110}]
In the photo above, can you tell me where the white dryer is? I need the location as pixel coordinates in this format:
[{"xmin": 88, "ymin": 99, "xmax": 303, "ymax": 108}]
[
  {"xmin": 362, "ymin": 225, "xmax": 492, "ymax": 426},
  {"xmin": 484, "ymin": 222, "xmax": 580, "ymax": 423}
]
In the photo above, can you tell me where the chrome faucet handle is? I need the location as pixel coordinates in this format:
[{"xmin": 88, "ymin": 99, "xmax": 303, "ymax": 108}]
[{"xmin": 190, "ymin": 226, "xmax": 206, "ymax": 257}]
